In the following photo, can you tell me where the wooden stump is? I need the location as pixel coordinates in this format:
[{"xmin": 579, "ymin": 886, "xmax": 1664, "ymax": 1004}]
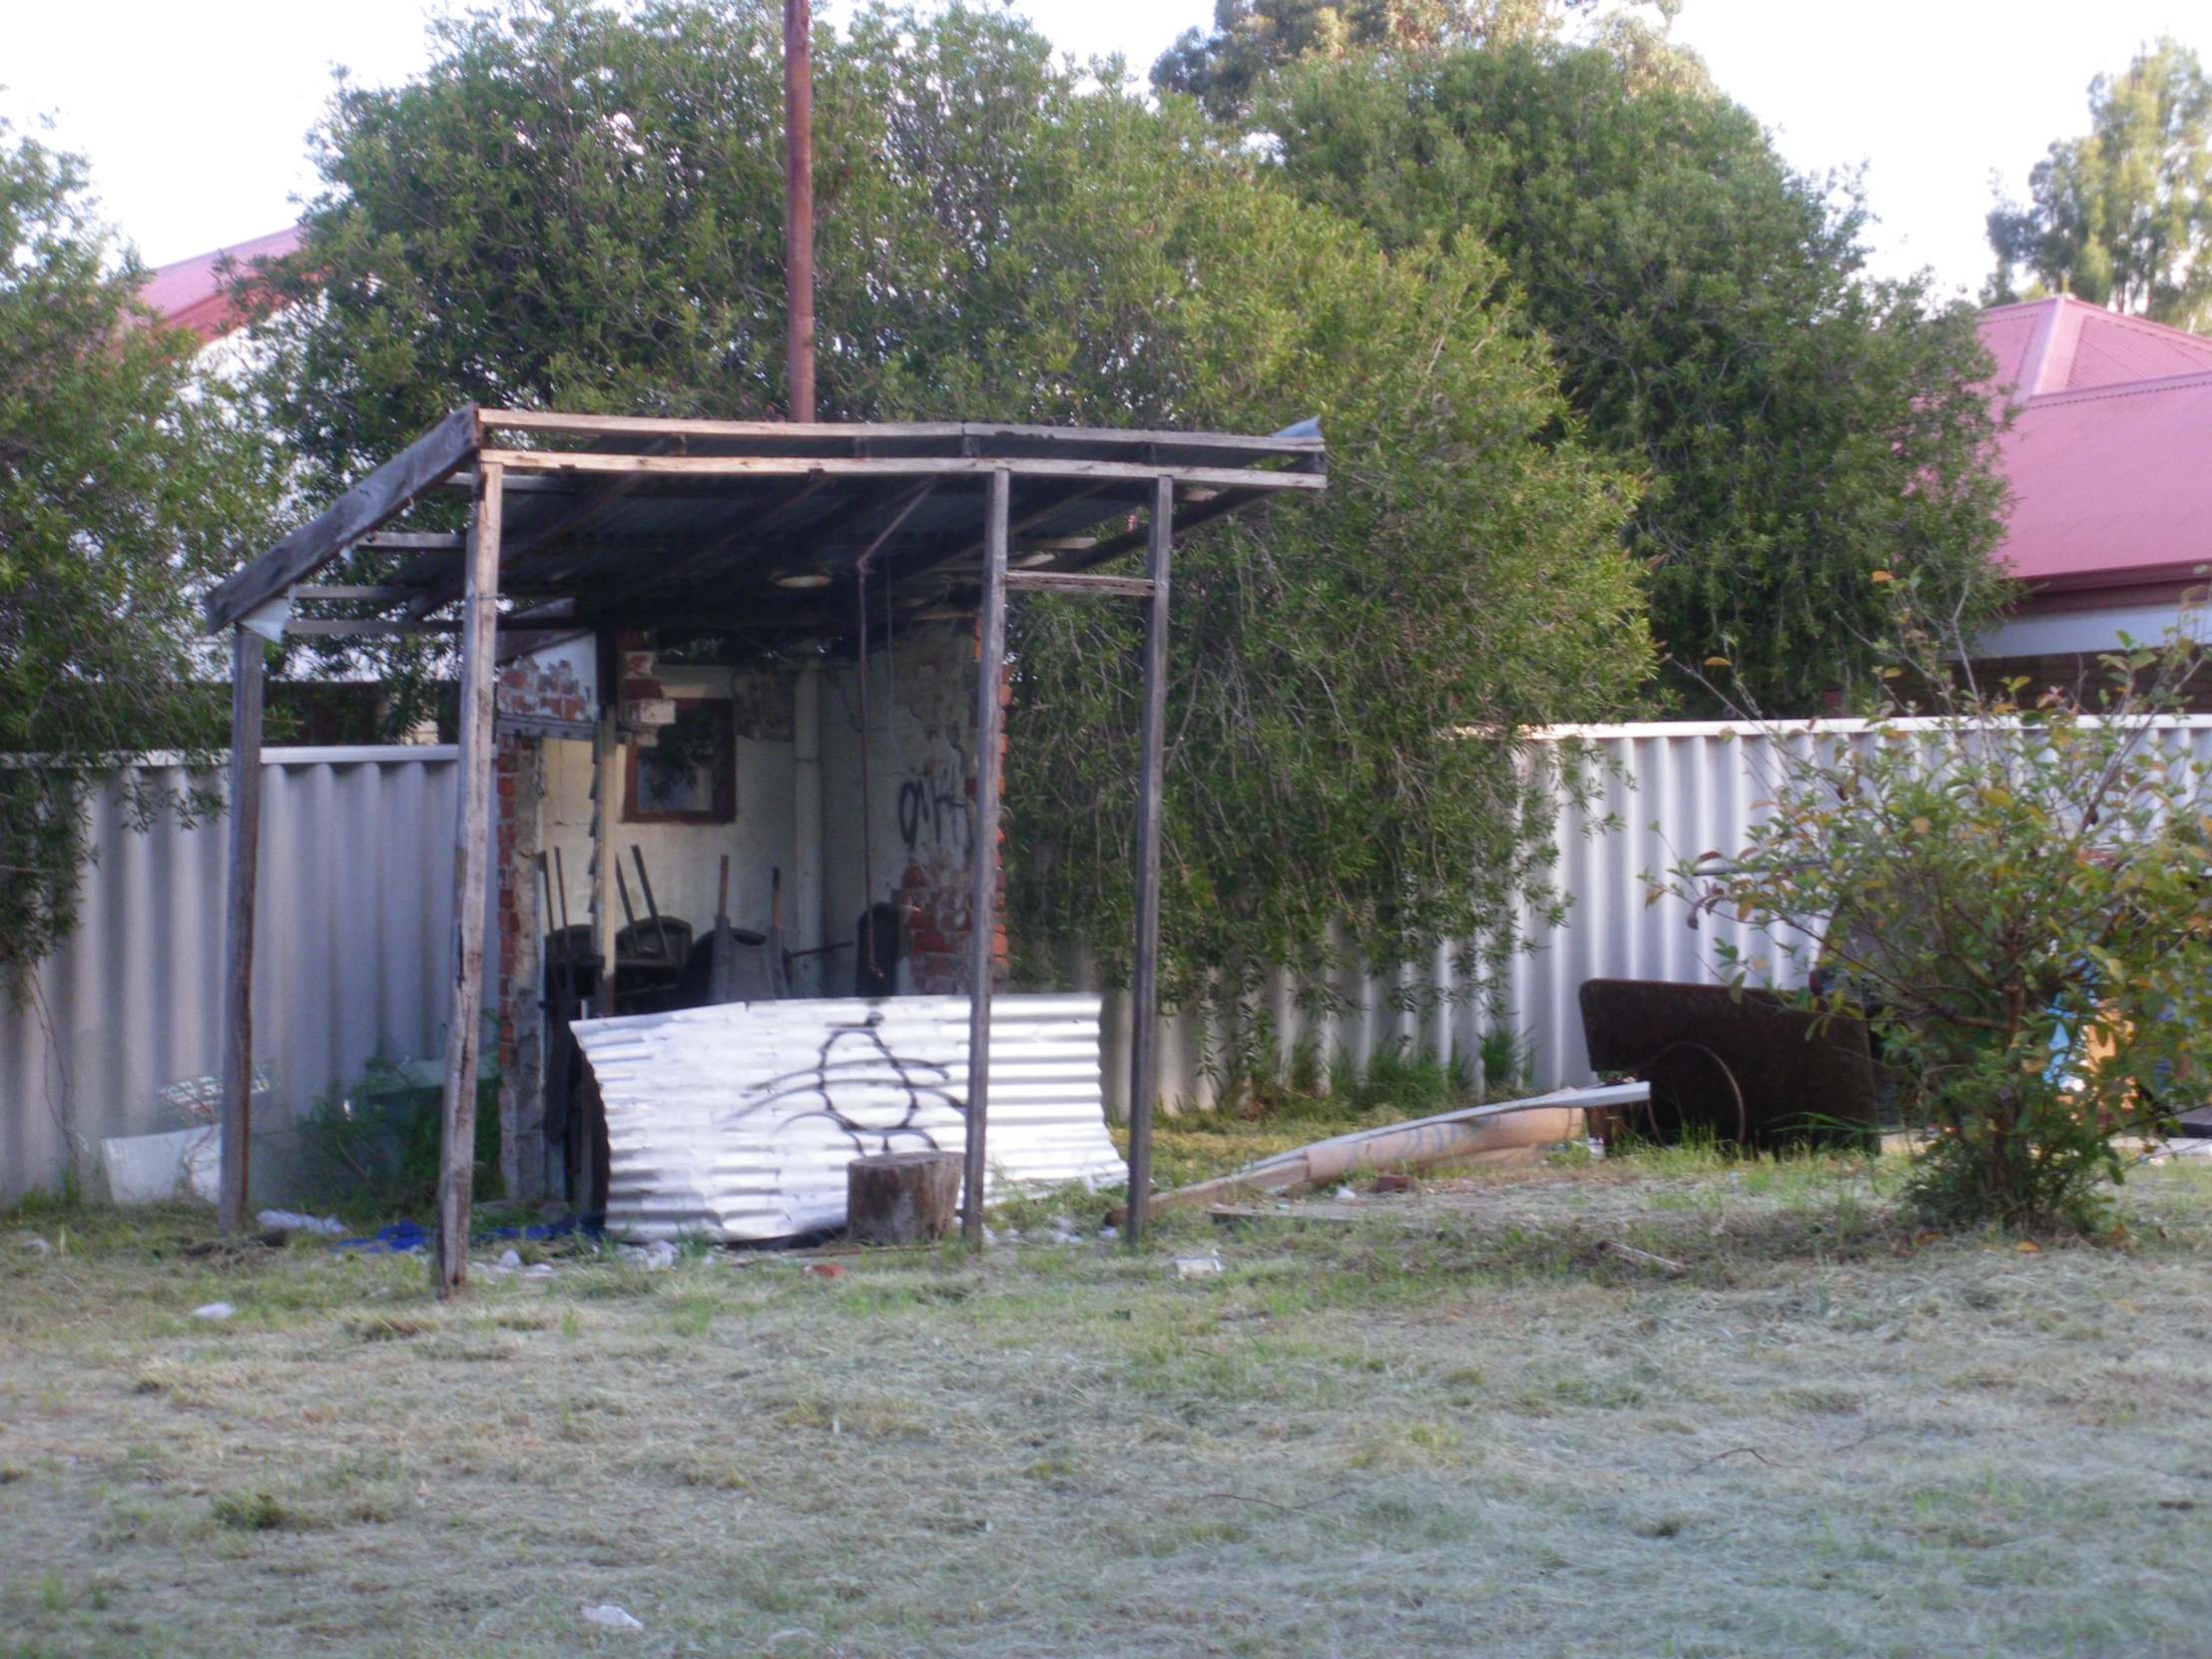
[{"xmin": 846, "ymin": 1151, "xmax": 963, "ymax": 1245}]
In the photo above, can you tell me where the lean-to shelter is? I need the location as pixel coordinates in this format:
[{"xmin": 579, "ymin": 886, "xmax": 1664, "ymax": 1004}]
[{"xmin": 203, "ymin": 406, "xmax": 1326, "ymax": 1288}]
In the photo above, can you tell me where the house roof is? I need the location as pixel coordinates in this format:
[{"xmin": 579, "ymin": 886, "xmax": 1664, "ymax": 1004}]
[
  {"xmin": 1981, "ymin": 296, "xmax": 2212, "ymax": 601},
  {"xmin": 140, "ymin": 226, "xmax": 300, "ymax": 341}
]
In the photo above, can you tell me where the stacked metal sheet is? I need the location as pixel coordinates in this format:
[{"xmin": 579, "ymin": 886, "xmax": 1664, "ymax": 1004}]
[{"xmin": 572, "ymin": 994, "xmax": 1126, "ymax": 1242}]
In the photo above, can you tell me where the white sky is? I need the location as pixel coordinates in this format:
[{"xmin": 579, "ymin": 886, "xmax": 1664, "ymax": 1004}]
[{"xmin": 1, "ymin": 0, "xmax": 2201, "ymax": 299}]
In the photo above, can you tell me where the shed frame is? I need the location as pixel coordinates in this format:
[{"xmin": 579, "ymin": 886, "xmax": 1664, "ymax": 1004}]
[{"xmin": 205, "ymin": 406, "xmax": 1325, "ymax": 1291}]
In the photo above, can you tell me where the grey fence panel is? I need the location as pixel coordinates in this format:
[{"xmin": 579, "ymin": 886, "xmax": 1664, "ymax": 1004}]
[
  {"xmin": 1129, "ymin": 717, "xmax": 2212, "ymax": 1108},
  {"xmin": 0, "ymin": 748, "xmax": 457, "ymax": 1201}
]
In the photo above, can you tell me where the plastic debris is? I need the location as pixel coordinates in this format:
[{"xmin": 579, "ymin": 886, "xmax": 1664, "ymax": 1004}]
[
  {"xmin": 499, "ymin": 1248, "xmax": 523, "ymax": 1269},
  {"xmin": 581, "ymin": 1603, "xmax": 645, "ymax": 1631},
  {"xmin": 332, "ymin": 1220, "xmax": 429, "ymax": 1256},
  {"xmin": 1174, "ymin": 1256, "xmax": 1224, "ymax": 1280},
  {"xmin": 1334, "ymin": 1185, "xmax": 1356, "ymax": 1202},
  {"xmin": 524, "ymin": 1262, "xmax": 558, "ymax": 1279},
  {"xmin": 192, "ymin": 1302, "xmax": 236, "ymax": 1321},
  {"xmin": 20, "ymin": 1236, "xmax": 51, "ymax": 1254},
  {"xmin": 257, "ymin": 1210, "xmax": 347, "ymax": 1236},
  {"xmin": 1097, "ymin": 1224, "xmax": 1120, "ymax": 1242},
  {"xmin": 617, "ymin": 1239, "xmax": 679, "ymax": 1271}
]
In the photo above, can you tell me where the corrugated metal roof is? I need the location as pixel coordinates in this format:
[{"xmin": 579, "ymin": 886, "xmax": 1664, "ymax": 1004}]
[
  {"xmin": 1979, "ymin": 298, "xmax": 2212, "ymax": 598},
  {"xmin": 575, "ymin": 993, "xmax": 1126, "ymax": 1242},
  {"xmin": 139, "ymin": 227, "xmax": 300, "ymax": 342},
  {"xmin": 220, "ymin": 407, "xmax": 1326, "ymax": 655}
]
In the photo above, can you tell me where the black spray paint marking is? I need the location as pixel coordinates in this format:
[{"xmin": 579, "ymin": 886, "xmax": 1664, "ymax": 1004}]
[
  {"xmin": 740, "ymin": 1020, "xmax": 969, "ymax": 1156},
  {"xmin": 897, "ymin": 777, "xmax": 972, "ymax": 856}
]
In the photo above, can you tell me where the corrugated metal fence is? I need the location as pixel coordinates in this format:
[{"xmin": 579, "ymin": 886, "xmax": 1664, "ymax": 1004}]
[
  {"xmin": 16, "ymin": 719, "xmax": 2211, "ymax": 1197},
  {"xmin": 1135, "ymin": 717, "xmax": 2212, "ymax": 1106},
  {"xmin": 0, "ymin": 749, "xmax": 456, "ymax": 1202}
]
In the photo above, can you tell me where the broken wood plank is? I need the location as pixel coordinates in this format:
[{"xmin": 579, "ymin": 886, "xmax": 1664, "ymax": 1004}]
[
  {"xmin": 1596, "ymin": 1240, "xmax": 1688, "ymax": 1275},
  {"xmin": 1146, "ymin": 1083, "xmax": 1652, "ymax": 1216}
]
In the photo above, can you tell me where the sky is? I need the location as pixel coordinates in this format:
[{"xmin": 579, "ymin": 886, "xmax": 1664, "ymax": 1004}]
[{"xmin": 2, "ymin": 0, "xmax": 2202, "ymax": 300}]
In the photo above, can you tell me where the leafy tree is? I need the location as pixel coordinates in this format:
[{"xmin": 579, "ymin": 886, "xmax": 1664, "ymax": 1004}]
[
  {"xmin": 248, "ymin": 0, "xmax": 1651, "ymax": 1042},
  {"xmin": 1258, "ymin": 44, "xmax": 2011, "ymax": 713},
  {"xmin": 0, "ymin": 124, "xmax": 277, "ymax": 998},
  {"xmin": 1152, "ymin": 0, "xmax": 1703, "ymax": 119},
  {"xmin": 1664, "ymin": 587, "xmax": 2212, "ymax": 1233},
  {"xmin": 1986, "ymin": 36, "xmax": 2212, "ymax": 331}
]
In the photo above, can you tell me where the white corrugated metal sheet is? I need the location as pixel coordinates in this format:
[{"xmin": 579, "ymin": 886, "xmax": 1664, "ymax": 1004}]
[
  {"xmin": 575, "ymin": 993, "xmax": 1126, "ymax": 1241},
  {"xmin": 1129, "ymin": 718, "xmax": 2212, "ymax": 1102},
  {"xmin": 0, "ymin": 749, "xmax": 457, "ymax": 1202}
]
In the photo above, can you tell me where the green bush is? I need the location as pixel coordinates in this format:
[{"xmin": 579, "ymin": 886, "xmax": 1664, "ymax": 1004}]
[
  {"xmin": 297, "ymin": 1057, "xmax": 501, "ymax": 1222},
  {"xmin": 1665, "ymin": 615, "xmax": 2212, "ymax": 1232}
]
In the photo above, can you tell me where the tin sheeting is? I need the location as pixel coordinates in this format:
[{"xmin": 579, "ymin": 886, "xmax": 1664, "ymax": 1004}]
[
  {"xmin": 573, "ymin": 993, "xmax": 1125, "ymax": 1242},
  {"xmin": 0, "ymin": 749, "xmax": 458, "ymax": 1203}
]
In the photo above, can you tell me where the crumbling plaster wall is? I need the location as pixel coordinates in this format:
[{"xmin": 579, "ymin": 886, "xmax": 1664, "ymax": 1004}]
[{"xmin": 818, "ymin": 623, "xmax": 1003, "ymax": 997}]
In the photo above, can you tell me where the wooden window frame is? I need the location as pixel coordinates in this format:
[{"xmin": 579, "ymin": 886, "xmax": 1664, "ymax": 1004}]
[{"xmin": 623, "ymin": 698, "xmax": 737, "ymax": 825}]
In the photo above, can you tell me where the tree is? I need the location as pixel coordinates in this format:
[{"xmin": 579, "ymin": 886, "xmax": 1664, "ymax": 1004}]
[
  {"xmin": 1259, "ymin": 44, "xmax": 2011, "ymax": 714},
  {"xmin": 1664, "ymin": 588, "xmax": 2212, "ymax": 1234},
  {"xmin": 0, "ymin": 124, "xmax": 277, "ymax": 999},
  {"xmin": 1151, "ymin": 0, "xmax": 1704, "ymax": 120},
  {"xmin": 248, "ymin": 0, "xmax": 1651, "ymax": 1042},
  {"xmin": 1986, "ymin": 37, "xmax": 2212, "ymax": 332}
]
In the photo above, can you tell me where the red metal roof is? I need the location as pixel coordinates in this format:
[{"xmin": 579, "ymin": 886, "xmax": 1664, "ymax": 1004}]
[
  {"xmin": 1981, "ymin": 296, "xmax": 2212, "ymax": 601},
  {"xmin": 139, "ymin": 226, "xmax": 300, "ymax": 342}
]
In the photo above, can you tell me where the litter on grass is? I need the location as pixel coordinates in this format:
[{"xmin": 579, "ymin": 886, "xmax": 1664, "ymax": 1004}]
[
  {"xmin": 580, "ymin": 1603, "xmax": 645, "ymax": 1631},
  {"xmin": 191, "ymin": 1303, "xmax": 235, "ymax": 1321},
  {"xmin": 258, "ymin": 1210, "xmax": 347, "ymax": 1237},
  {"xmin": 332, "ymin": 1220, "xmax": 429, "ymax": 1255}
]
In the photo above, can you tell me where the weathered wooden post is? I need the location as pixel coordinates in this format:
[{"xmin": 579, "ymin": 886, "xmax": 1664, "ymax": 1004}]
[
  {"xmin": 961, "ymin": 467, "xmax": 1010, "ymax": 1249},
  {"xmin": 219, "ymin": 624, "xmax": 265, "ymax": 1234},
  {"xmin": 1125, "ymin": 475, "xmax": 1172, "ymax": 1243},
  {"xmin": 435, "ymin": 462, "xmax": 504, "ymax": 1297}
]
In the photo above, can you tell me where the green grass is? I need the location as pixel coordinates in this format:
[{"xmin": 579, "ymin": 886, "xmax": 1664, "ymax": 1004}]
[{"xmin": 4, "ymin": 1157, "xmax": 2212, "ymax": 1655}]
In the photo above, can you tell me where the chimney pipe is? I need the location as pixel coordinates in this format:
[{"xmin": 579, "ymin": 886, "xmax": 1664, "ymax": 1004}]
[{"xmin": 783, "ymin": 0, "xmax": 816, "ymax": 423}]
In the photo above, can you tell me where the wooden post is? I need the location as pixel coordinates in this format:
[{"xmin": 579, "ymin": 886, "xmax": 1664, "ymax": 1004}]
[
  {"xmin": 218, "ymin": 625, "xmax": 265, "ymax": 1234},
  {"xmin": 592, "ymin": 706, "xmax": 620, "ymax": 1013},
  {"xmin": 1127, "ymin": 475, "xmax": 1173, "ymax": 1243},
  {"xmin": 961, "ymin": 468, "xmax": 1010, "ymax": 1250},
  {"xmin": 436, "ymin": 462, "xmax": 503, "ymax": 1298},
  {"xmin": 783, "ymin": 0, "xmax": 816, "ymax": 422}
]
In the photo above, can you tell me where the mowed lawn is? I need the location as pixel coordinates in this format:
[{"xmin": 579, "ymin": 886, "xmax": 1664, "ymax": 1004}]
[{"xmin": 4, "ymin": 1148, "xmax": 2212, "ymax": 1658}]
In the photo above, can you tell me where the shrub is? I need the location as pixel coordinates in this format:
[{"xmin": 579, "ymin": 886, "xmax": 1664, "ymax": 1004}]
[{"xmin": 1666, "ymin": 625, "xmax": 2212, "ymax": 1232}]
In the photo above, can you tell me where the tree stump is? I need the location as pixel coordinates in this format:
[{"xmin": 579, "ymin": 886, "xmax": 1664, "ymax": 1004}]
[{"xmin": 846, "ymin": 1150, "xmax": 963, "ymax": 1245}]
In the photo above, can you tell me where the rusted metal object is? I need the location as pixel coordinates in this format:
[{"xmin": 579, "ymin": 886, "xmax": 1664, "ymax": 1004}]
[{"xmin": 1577, "ymin": 979, "xmax": 1879, "ymax": 1150}]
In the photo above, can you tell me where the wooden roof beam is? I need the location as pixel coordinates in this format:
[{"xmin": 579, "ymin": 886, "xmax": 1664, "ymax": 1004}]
[
  {"xmin": 473, "ymin": 448, "xmax": 1326, "ymax": 493},
  {"xmin": 205, "ymin": 406, "xmax": 478, "ymax": 631}
]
